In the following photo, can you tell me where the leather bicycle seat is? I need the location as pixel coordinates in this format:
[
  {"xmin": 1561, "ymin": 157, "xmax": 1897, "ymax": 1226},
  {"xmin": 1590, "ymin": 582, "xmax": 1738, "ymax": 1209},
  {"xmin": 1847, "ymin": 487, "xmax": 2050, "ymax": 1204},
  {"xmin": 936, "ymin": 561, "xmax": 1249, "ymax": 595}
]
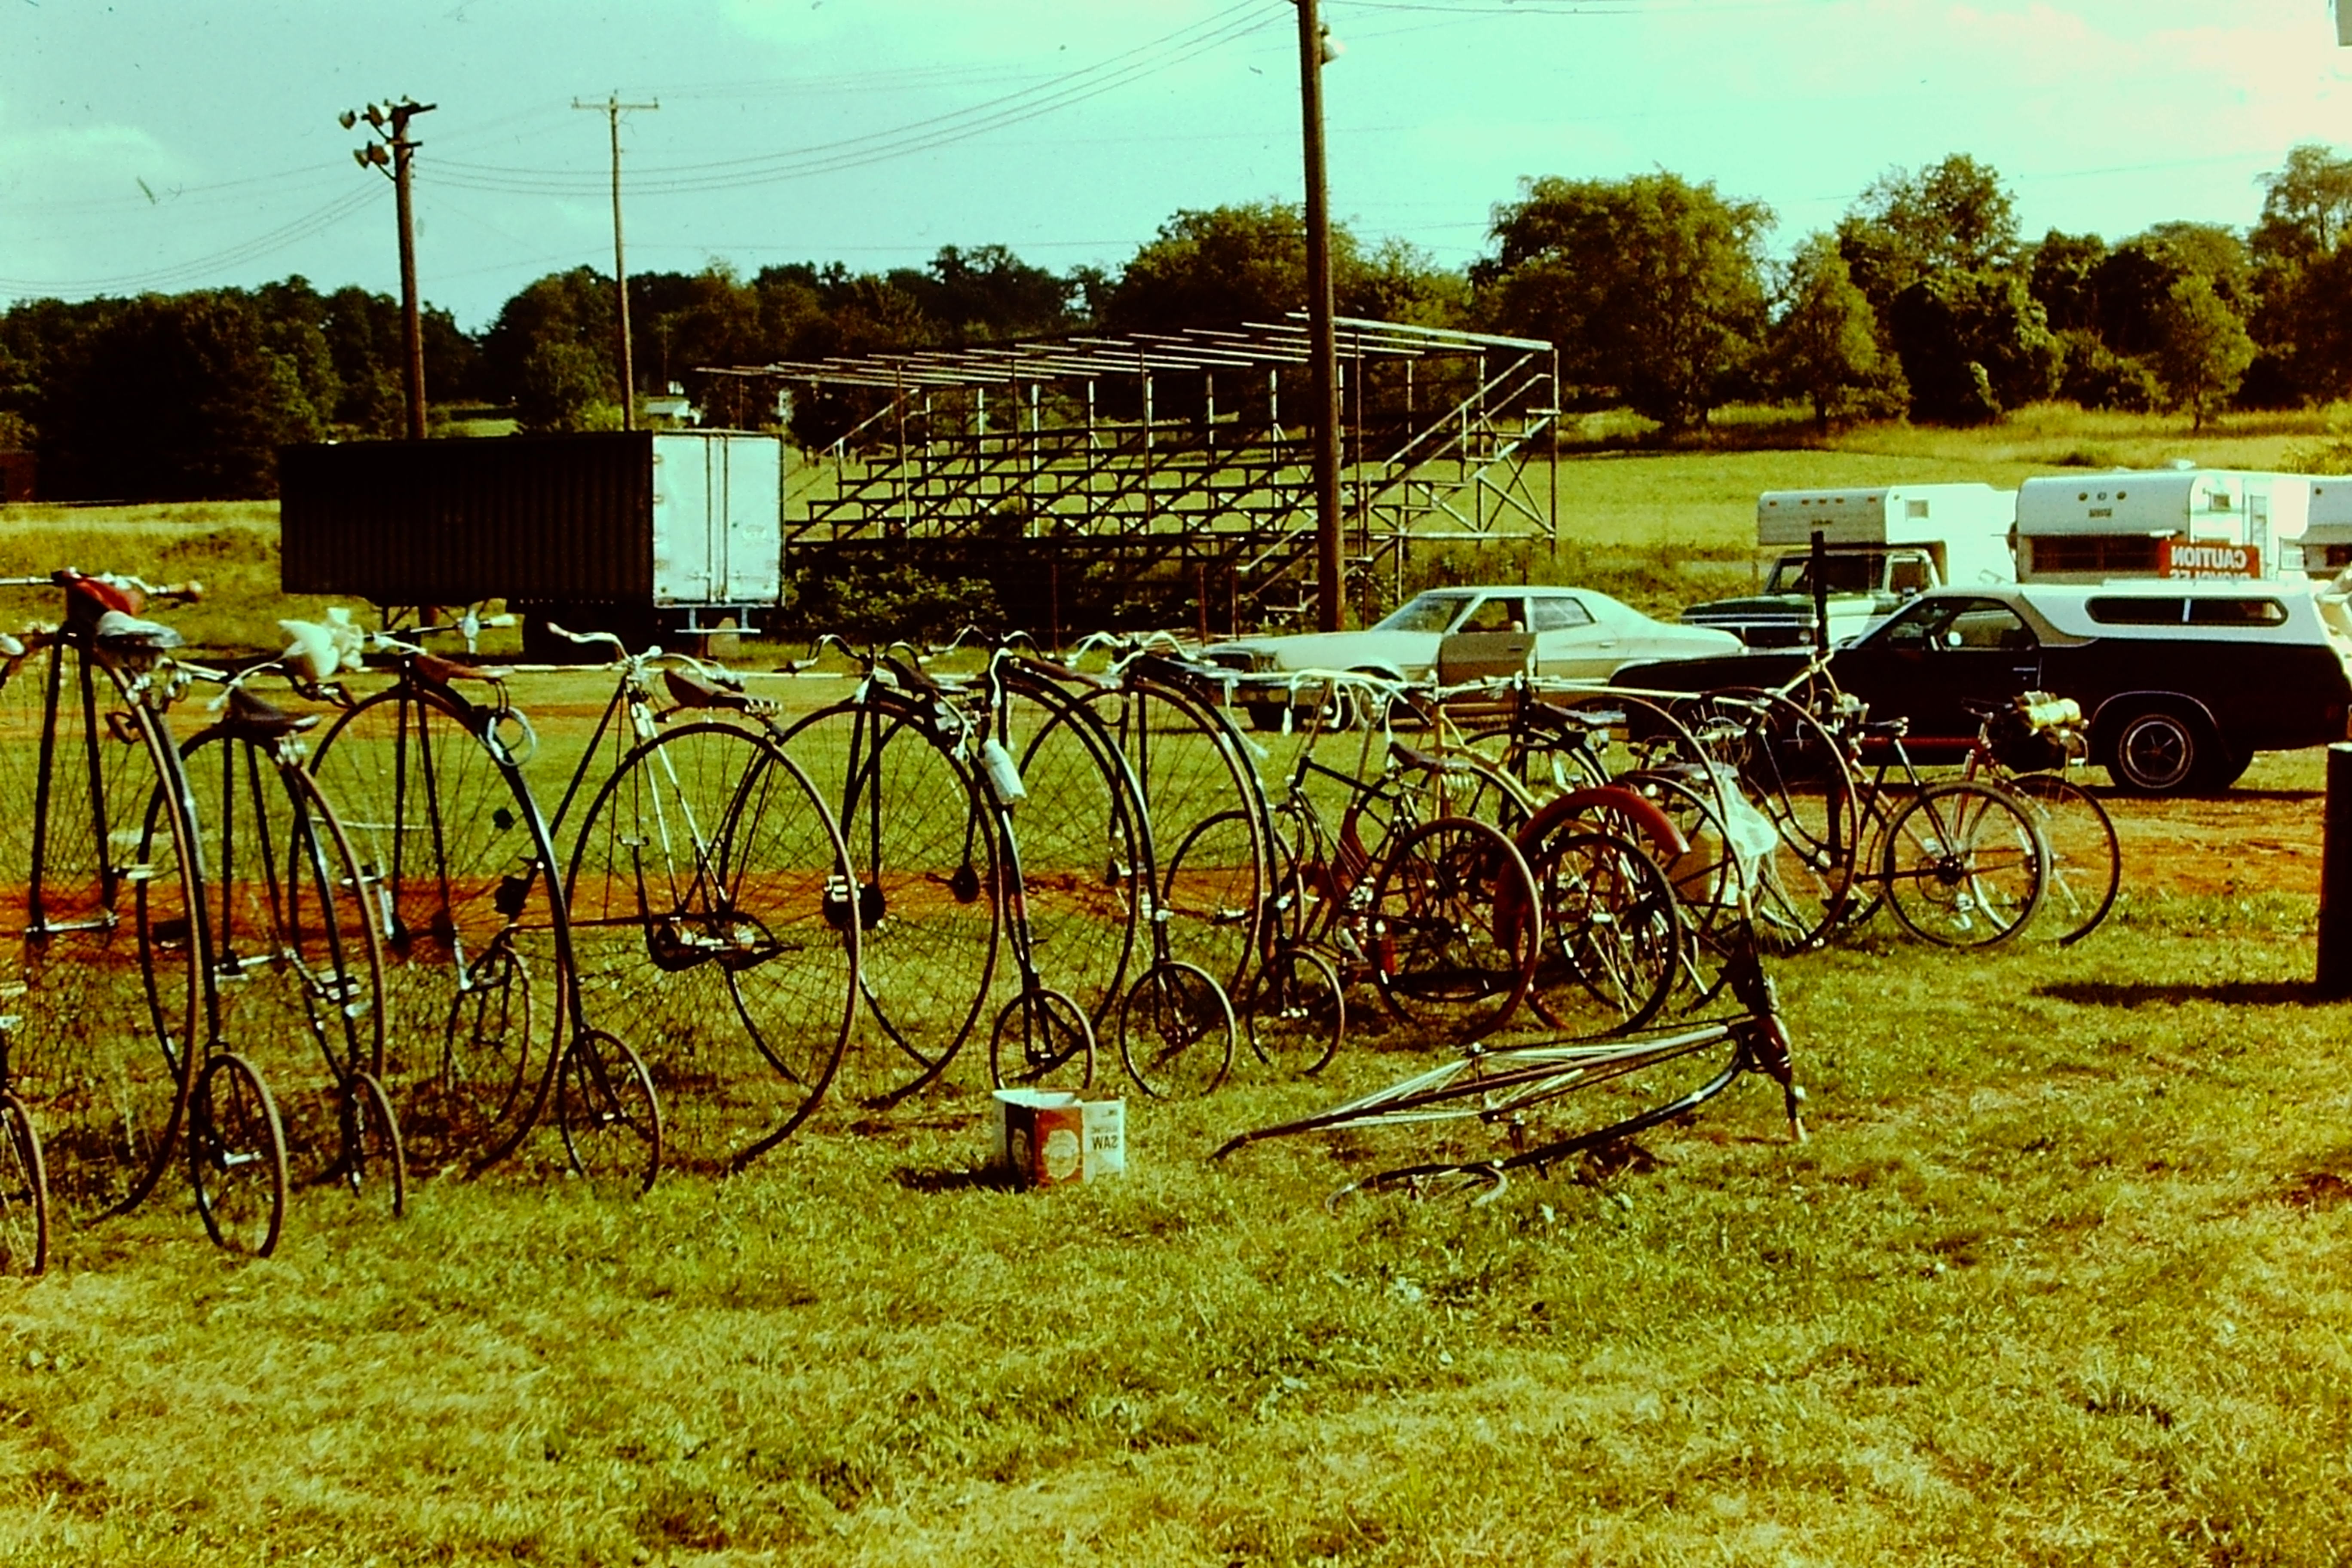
[
  {"xmin": 92, "ymin": 608, "xmax": 181, "ymax": 654},
  {"xmin": 222, "ymin": 685, "xmax": 319, "ymax": 741},
  {"xmin": 664, "ymin": 667, "xmax": 775, "ymax": 714}
]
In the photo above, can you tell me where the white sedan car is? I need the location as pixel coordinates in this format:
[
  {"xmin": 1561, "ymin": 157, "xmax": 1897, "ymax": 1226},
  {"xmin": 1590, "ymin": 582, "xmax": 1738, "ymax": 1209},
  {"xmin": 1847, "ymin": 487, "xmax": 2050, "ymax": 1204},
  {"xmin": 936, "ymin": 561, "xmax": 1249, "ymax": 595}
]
[{"xmin": 1198, "ymin": 584, "xmax": 1744, "ymax": 727}]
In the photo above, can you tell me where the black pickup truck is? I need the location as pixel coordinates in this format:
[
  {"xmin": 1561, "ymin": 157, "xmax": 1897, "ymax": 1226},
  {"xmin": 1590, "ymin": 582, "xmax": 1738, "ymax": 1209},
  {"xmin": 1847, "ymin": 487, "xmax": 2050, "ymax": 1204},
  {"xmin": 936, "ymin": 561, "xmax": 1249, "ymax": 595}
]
[{"xmin": 1615, "ymin": 579, "xmax": 2352, "ymax": 794}]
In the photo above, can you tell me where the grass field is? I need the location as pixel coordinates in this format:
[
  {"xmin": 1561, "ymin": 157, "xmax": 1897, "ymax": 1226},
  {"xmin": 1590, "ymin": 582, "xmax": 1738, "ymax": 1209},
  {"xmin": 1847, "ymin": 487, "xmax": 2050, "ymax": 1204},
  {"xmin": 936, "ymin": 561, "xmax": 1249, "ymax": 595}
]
[{"xmin": 4, "ymin": 407, "xmax": 2351, "ymax": 1563}]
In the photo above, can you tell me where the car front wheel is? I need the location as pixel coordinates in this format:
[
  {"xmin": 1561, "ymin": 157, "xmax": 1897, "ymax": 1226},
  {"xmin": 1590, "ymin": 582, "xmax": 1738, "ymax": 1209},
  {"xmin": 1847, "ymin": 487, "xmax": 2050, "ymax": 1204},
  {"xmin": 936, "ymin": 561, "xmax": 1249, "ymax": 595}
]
[{"xmin": 2107, "ymin": 707, "xmax": 2208, "ymax": 795}]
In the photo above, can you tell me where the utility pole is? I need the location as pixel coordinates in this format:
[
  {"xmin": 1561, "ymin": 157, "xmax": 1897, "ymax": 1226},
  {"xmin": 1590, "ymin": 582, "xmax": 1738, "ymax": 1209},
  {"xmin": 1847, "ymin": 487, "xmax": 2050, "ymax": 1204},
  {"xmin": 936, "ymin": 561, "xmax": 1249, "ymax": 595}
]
[
  {"xmin": 1293, "ymin": 0, "xmax": 1345, "ymax": 631},
  {"xmin": 343, "ymin": 98, "xmax": 436, "ymax": 441},
  {"xmin": 576, "ymin": 93, "xmax": 659, "ymax": 431}
]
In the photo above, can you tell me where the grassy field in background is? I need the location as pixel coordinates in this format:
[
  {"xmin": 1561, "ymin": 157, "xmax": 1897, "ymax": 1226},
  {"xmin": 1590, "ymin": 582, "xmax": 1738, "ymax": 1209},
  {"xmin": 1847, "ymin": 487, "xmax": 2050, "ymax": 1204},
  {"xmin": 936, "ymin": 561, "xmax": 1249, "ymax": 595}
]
[
  {"xmin": 6, "ymin": 401, "xmax": 2344, "ymax": 644},
  {"xmin": 4, "ymin": 408, "xmax": 2352, "ymax": 1562}
]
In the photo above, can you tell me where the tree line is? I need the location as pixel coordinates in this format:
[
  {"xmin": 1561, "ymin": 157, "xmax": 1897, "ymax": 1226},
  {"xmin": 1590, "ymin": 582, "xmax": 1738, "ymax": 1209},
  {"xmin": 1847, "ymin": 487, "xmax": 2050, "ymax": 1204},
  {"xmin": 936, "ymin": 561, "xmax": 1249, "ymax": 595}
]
[{"xmin": 5, "ymin": 145, "xmax": 2349, "ymax": 500}]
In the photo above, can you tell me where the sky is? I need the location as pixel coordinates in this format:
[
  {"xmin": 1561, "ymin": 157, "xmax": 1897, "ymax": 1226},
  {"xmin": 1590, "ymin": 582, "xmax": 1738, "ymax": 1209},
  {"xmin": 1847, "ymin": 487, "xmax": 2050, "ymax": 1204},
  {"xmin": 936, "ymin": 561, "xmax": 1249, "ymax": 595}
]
[{"xmin": 5, "ymin": 0, "xmax": 2352, "ymax": 332}]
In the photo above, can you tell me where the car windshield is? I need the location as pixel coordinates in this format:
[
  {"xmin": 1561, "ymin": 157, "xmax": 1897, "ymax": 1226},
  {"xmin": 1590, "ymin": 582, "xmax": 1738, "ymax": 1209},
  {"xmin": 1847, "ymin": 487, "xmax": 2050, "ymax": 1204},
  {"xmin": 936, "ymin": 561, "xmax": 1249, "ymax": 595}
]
[{"xmin": 1373, "ymin": 592, "xmax": 1473, "ymax": 634}]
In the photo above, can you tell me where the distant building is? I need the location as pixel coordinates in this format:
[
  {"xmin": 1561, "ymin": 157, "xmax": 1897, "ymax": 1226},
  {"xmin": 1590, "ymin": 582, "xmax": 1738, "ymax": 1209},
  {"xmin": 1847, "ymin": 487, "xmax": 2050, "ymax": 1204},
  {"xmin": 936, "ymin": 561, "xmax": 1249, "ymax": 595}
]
[{"xmin": 0, "ymin": 450, "xmax": 34, "ymax": 503}]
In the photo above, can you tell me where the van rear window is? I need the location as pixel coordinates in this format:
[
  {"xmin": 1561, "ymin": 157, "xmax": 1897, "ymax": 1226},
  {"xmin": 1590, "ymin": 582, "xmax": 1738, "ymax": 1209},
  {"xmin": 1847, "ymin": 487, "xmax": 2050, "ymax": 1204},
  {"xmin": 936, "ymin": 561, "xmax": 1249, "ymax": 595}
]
[
  {"xmin": 2084, "ymin": 596, "xmax": 2288, "ymax": 627},
  {"xmin": 2086, "ymin": 597, "xmax": 2183, "ymax": 625},
  {"xmin": 2186, "ymin": 597, "xmax": 2288, "ymax": 626}
]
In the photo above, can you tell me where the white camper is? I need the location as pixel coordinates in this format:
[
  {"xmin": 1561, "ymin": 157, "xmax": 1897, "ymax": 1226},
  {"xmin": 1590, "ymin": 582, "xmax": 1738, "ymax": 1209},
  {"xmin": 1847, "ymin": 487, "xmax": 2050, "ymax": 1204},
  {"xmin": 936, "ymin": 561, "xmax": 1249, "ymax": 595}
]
[
  {"xmin": 2015, "ymin": 469, "xmax": 2311, "ymax": 583},
  {"xmin": 1679, "ymin": 483, "xmax": 2016, "ymax": 648},
  {"xmin": 2306, "ymin": 477, "xmax": 2352, "ymax": 573}
]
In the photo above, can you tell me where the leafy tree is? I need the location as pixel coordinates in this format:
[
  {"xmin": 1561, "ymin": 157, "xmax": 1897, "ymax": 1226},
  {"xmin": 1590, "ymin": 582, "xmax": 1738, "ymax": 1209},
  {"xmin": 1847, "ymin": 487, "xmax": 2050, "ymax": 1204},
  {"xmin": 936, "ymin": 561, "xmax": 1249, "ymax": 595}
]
[
  {"xmin": 2149, "ymin": 275, "xmax": 2257, "ymax": 431},
  {"xmin": 2028, "ymin": 230, "xmax": 2107, "ymax": 334},
  {"xmin": 1340, "ymin": 237, "xmax": 1469, "ymax": 329},
  {"xmin": 1103, "ymin": 202, "xmax": 1360, "ymax": 333},
  {"xmin": 887, "ymin": 245, "xmax": 1078, "ymax": 344},
  {"xmin": 1885, "ymin": 268, "xmax": 2059, "ymax": 425},
  {"xmin": 1837, "ymin": 154, "xmax": 2020, "ymax": 311},
  {"xmin": 514, "ymin": 340, "xmax": 619, "ymax": 434},
  {"xmin": 2253, "ymin": 143, "xmax": 2352, "ymax": 266},
  {"xmin": 1479, "ymin": 170, "xmax": 1772, "ymax": 433},
  {"xmin": 479, "ymin": 267, "xmax": 617, "ymax": 411},
  {"xmin": 2054, "ymin": 330, "xmax": 2158, "ymax": 412},
  {"xmin": 38, "ymin": 291, "xmax": 327, "ymax": 499},
  {"xmin": 1765, "ymin": 233, "xmax": 1903, "ymax": 426}
]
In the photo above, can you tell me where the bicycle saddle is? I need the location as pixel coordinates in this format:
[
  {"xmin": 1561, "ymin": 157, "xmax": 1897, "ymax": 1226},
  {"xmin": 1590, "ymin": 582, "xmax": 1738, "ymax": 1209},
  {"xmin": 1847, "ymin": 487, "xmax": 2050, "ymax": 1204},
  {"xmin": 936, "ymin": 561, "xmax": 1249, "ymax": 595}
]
[
  {"xmin": 1387, "ymin": 741, "xmax": 1471, "ymax": 775},
  {"xmin": 222, "ymin": 685, "xmax": 319, "ymax": 741},
  {"xmin": 664, "ymin": 667, "xmax": 776, "ymax": 714},
  {"xmin": 92, "ymin": 608, "xmax": 181, "ymax": 653}
]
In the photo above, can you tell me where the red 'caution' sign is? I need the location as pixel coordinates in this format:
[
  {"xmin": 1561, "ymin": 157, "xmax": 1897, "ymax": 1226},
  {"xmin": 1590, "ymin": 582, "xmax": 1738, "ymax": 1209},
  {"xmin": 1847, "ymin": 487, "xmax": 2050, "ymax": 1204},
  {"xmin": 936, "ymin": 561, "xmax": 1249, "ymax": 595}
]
[{"xmin": 2160, "ymin": 539, "xmax": 2260, "ymax": 579}]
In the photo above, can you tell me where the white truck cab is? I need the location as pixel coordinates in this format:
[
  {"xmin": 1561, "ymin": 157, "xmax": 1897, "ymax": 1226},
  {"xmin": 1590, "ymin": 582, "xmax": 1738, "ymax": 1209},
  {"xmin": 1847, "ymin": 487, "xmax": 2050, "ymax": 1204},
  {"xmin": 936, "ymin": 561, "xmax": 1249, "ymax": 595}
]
[{"xmin": 1679, "ymin": 483, "xmax": 2017, "ymax": 648}]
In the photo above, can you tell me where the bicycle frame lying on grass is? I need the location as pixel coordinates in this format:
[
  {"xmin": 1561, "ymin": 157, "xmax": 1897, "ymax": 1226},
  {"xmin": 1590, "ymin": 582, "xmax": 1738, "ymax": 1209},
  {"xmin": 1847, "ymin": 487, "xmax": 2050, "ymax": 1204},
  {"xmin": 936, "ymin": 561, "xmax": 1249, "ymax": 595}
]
[{"xmin": 1213, "ymin": 937, "xmax": 1804, "ymax": 1205}]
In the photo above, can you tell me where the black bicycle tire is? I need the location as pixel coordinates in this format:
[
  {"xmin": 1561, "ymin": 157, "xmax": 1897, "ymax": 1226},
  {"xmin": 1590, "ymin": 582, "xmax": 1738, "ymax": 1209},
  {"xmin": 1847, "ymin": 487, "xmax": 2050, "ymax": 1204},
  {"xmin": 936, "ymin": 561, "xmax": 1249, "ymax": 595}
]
[
  {"xmin": 564, "ymin": 720, "xmax": 859, "ymax": 1172},
  {"xmin": 0, "ymin": 1091, "xmax": 49, "ymax": 1275},
  {"xmin": 557, "ymin": 1027, "xmax": 662, "ymax": 1196},
  {"xmin": 988, "ymin": 986, "xmax": 1096, "ymax": 1094},
  {"xmin": 2005, "ymin": 772, "xmax": 2121, "ymax": 945},
  {"xmin": 179, "ymin": 729, "xmax": 387, "ymax": 1194},
  {"xmin": 1881, "ymin": 780, "xmax": 2049, "ymax": 948},
  {"xmin": 340, "ymin": 1069, "xmax": 406, "ymax": 1219},
  {"xmin": 189, "ymin": 1051, "xmax": 288, "ymax": 1258},
  {"xmin": 1519, "ymin": 827, "xmax": 1681, "ymax": 1040},
  {"xmin": 307, "ymin": 683, "xmax": 566, "ymax": 1171},
  {"xmin": 777, "ymin": 692, "xmax": 1003, "ymax": 1105},
  {"xmin": 1, "ymin": 638, "xmax": 201, "ymax": 1225},
  {"xmin": 1369, "ymin": 815, "xmax": 1541, "ymax": 1038},
  {"xmin": 1117, "ymin": 959, "xmax": 1237, "ymax": 1099},
  {"xmin": 1242, "ymin": 943, "xmax": 1346, "ymax": 1078}
]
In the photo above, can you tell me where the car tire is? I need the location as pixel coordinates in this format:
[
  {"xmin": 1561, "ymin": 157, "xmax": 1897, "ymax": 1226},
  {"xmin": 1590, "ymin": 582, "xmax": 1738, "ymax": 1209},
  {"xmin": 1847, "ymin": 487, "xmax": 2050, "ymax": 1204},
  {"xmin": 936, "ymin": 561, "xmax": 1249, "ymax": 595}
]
[
  {"xmin": 2202, "ymin": 741, "xmax": 2254, "ymax": 792},
  {"xmin": 2107, "ymin": 706, "xmax": 2210, "ymax": 795},
  {"xmin": 1243, "ymin": 703, "xmax": 1287, "ymax": 733}
]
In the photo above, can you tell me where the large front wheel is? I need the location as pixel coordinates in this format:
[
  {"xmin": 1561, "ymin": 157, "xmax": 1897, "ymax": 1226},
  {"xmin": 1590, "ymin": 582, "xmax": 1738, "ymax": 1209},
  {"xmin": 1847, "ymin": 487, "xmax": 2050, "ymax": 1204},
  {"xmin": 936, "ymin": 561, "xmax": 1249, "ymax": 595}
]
[
  {"xmin": 566, "ymin": 723, "xmax": 859, "ymax": 1173},
  {"xmin": 0, "ymin": 1092, "xmax": 48, "ymax": 1275},
  {"xmin": 1882, "ymin": 782, "xmax": 2048, "ymax": 948},
  {"xmin": 2006, "ymin": 773, "xmax": 2120, "ymax": 946}
]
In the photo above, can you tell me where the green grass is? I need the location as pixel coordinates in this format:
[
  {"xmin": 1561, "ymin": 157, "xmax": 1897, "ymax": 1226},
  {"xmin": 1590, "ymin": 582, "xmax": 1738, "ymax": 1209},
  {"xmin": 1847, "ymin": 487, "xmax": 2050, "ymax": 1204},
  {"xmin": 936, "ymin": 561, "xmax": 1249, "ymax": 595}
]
[
  {"xmin": 6, "ymin": 882, "xmax": 2352, "ymax": 1565},
  {"xmin": 6, "ymin": 422, "xmax": 2352, "ymax": 1561}
]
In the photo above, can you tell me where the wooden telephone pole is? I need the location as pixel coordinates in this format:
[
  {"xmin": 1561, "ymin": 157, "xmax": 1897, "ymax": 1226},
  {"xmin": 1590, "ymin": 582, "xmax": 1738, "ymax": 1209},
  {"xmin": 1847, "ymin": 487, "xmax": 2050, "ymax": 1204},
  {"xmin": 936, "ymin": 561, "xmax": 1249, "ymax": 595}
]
[
  {"xmin": 576, "ymin": 93, "xmax": 659, "ymax": 431},
  {"xmin": 343, "ymin": 98, "xmax": 435, "ymax": 441},
  {"xmin": 1293, "ymin": 0, "xmax": 1344, "ymax": 631}
]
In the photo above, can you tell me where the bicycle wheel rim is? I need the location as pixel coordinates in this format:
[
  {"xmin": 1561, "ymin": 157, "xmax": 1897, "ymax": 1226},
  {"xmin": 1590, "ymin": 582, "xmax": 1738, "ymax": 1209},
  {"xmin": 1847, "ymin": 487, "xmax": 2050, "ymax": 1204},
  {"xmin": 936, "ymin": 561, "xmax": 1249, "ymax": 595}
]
[
  {"xmin": 1370, "ymin": 815, "xmax": 1540, "ymax": 1038},
  {"xmin": 308, "ymin": 685, "xmax": 563, "ymax": 1169},
  {"xmin": 0, "ymin": 1092, "xmax": 49, "ymax": 1275},
  {"xmin": 182, "ymin": 731, "xmax": 385, "ymax": 1195},
  {"xmin": 1118, "ymin": 960, "xmax": 1236, "ymax": 1099},
  {"xmin": 1084, "ymin": 680, "xmax": 1267, "ymax": 996},
  {"xmin": 1882, "ymin": 782, "xmax": 2048, "ymax": 948},
  {"xmin": 1242, "ymin": 944, "xmax": 1346, "ymax": 1078},
  {"xmin": 780, "ymin": 696, "xmax": 1001, "ymax": 1105},
  {"xmin": 189, "ymin": 1052, "xmax": 287, "ymax": 1258},
  {"xmin": 989, "ymin": 987, "xmax": 1095, "ymax": 1093},
  {"xmin": 1001, "ymin": 676, "xmax": 1142, "ymax": 1025},
  {"xmin": 1522, "ymin": 830, "xmax": 1681, "ymax": 1040},
  {"xmin": 557, "ymin": 1029, "xmax": 662, "ymax": 1196},
  {"xmin": 5, "ymin": 642, "xmax": 201, "ymax": 1224},
  {"xmin": 565, "ymin": 722, "xmax": 858, "ymax": 1173},
  {"xmin": 2006, "ymin": 772, "xmax": 2120, "ymax": 945}
]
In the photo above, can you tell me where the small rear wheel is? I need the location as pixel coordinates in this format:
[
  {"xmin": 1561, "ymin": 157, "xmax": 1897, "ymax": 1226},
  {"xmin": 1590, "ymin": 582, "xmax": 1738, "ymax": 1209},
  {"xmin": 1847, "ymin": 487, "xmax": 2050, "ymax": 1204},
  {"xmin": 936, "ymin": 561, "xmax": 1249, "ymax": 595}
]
[
  {"xmin": 190, "ymin": 1054, "xmax": 288, "ymax": 1258},
  {"xmin": 1117, "ymin": 961, "xmax": 1236, "ymax": 1099},
  {"xmin": 989, "ymin": 987, "xmax": 1095, "ymax": 1093},
  {"xmin": 1242, "ymin": 945, "xmax": 1346, "ymax": 1077},
  {"xmin": 0, "ymin": 1092, "xmax": 49, "ymax": 1276},
  {"xmin": 335, "ymin": 1071, "xmax": 407, "ymax": 1219},
  {"xmin": 557, "ymin": 1029, "xmax": 662, "ymax": 1196}
]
